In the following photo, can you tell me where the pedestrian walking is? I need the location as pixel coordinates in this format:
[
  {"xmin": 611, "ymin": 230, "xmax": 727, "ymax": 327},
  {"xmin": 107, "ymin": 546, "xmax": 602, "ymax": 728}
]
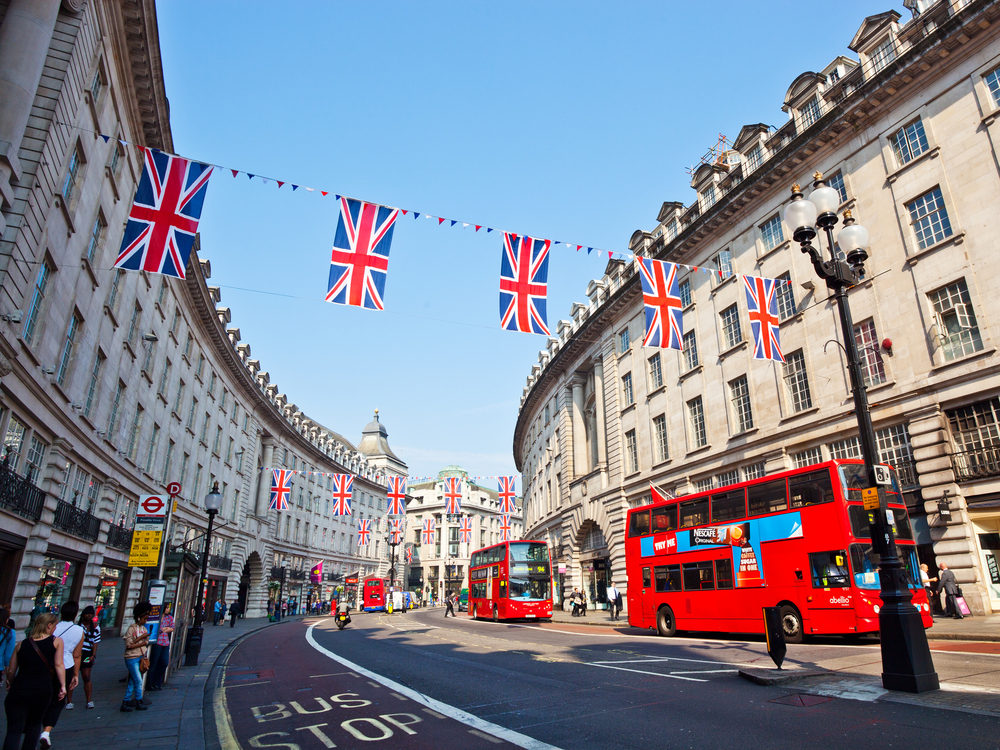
[
  {"xmin": 444, "ymin": 591, "xmax": 455, "ymax": 618},
  {"xmin": 218, "ymin": 600, "xmax": 228, "ymax": 625},
  {"xmin": 229, "ymin": 600, "xmax": 241, "ymax": 628},
  {"xmin": 937, "ymin": 563, "xmax": 963, "ymax": 619},
  {"xmin": 65, "ymin": 606, "xmax": 100, "ymax": 710},
  {"xmin": 3, "ymin": 613, "xmax": 66, "ymax": 750},
  {"xmin": 40, "ymin": 601, "xmax": 83, "ymax": 747},
  {"xmin": 920, "ymin": 564, "xmax": 938, "ymax": 615},
  {"xmin": 146, "ymin": 603, "xmax": 174, "ymax": 691},
  {"xmin": 0, "ymin": 608, "xmax": 15, "ymax": 684},
  {"xmin": 606, "ymin": 581, "xmax": 622, "ymax": 621},
  {"xmin": 212, "ymin": 599, "xmax": 221, "ymax": 626},
  {"xmin": 120, "ymin": 602, "xmax": 152, "ymax": 713}
]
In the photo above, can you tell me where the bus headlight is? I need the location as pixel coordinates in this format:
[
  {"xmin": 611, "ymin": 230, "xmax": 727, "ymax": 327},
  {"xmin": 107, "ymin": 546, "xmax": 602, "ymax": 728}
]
[
  {"xmin": 922, "ymin": 603, "xmax": 929, "ymax": 612},
  {"xmin": 873, "ymin": 605, "xmax": 881, "ymax": 614}
]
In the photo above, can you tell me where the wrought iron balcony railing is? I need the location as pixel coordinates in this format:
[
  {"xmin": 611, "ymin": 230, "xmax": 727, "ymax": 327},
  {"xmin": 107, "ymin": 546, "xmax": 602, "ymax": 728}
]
[
  {"xmin": 106, "ymin": 523, "xmax": 133, "ymax": 551},
  {"xmin": 951, "ymin": 446, "xmax": 1000, "ymax": 482},
  {"xmin": 0, "ymin": 462, "xmax": 45, "ymax": 521},
  {"xmin": 208, "ymin": 554, "xmax": 233, "ymax": 571},
  {"xmin": 53, "ymin": 500, "xmax": 100, "ymax": 541}
]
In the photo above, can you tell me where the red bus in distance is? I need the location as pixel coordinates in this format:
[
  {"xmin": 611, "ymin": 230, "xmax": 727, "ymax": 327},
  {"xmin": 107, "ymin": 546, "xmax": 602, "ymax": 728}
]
[
  {"xmin": 468, "ymin": 540, "xmax": 553, "ymax": 621},
  {"xmin": 362, "ymin": 576, "xmax": 387, "ymax": 613},
  {"xmin": 624, "ymin": 459, "xmax": 933, "ymax": 642}
]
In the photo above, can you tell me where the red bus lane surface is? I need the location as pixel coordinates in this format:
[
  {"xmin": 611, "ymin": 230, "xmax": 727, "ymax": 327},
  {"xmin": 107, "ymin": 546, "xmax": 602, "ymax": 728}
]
[{"xmin": 219, "ymin": 620, "xmax": 526, "ymax": 750}]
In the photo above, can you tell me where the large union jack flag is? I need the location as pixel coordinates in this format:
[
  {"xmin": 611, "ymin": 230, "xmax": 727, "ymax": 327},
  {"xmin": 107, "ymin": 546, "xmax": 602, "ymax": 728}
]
[
  {"xmin": 405, "ymin": 546, "xmax": 413, "ymax": 563},
  {"xmin": 386, "ymin": 476, "xmax": 407, "ymax": 515},
  {"xmin": 498, "ymin": 476, "xmax": 517, "ymax": 514},
  {"xmin": 499, "ymin": 514, "xmax": 513, "ymax": 542},
  {"xmin": 499, "ymin": 232, "xmax": 551, "ymax": 335},
  {"xmin": 116, "ymin": 148, "xmax": 213, "ymax": 279},
  {"xmin": 638, "ymin": 259, "xmax": 684, "ymax": 350},
  {"xmin": 743, "ymin": 275, "xmax": 785, "ymax": 362},
  {"xmin": 459, "ymin": 515, "xmax": 473, "ymax": 544},
  {"xmin": 269, "ymin": 469, "xmax": 294, "ymax": 511},
  {"xmin": 326, "ymin": 197, "xmax": 400, "ymax": 310},
  {"xmin": 331, "ymin": 474, "xmax": 353, "ymax": 515},
  {"xmin": 422, "ymin": 517, "xmax": 436, "ymax": 546},
  {"xmin": 443, "ymin": 477, "xmax": 462, "ymax": 515},
  {"xmin": 358, "ymin": 518, "xmax": 372, "ymax": 546}
]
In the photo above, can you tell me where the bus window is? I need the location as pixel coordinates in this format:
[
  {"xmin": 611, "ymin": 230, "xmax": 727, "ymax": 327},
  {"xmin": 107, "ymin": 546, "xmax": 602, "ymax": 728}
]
[
  {"xmin": 789, "ymin": 470, "xmax": 834, "ymax": 509},
  {"xmin": 498, "ymin": 546, "xmax": 507, "ymax": 562},
  {"xmin": 629, "ymin": 510, "xmax": 651, "ymax": 537},
  {"xmin": 711, "ymin": 490, "xmax": 746, "ymax": 523},
  {"xmin": 748, "ymin": 479, "xmax": 787, "ymax": 516},
  {"xmin": 679, "ymin": 497, "xmax": 709, "ymax": 528},
  {"xmin": 682, "ymin": 561, "xmax": 714, "ymax": 590},
  {"xmin": 654, "ymin": 565, "xmax": 681, "ymax": 592},
  {"xmin": 642, "ymin": 567, "xmax": 651, "ymax": 588},
  {"xmin": 848, "ymin": 505, "xmax": 914, "ymax": 541},
  {"xmin": 809, "ymin": 550, "xmax": 850, "ymax": 588},
  {"xmin": 499, "ymin": 580, "xmax": 507, "ymax": 598},
  {"xmin": 716, "ymin": 558, "xmax": 734, "ymax": 589},
  {"xmin": 849, "ymin": 544, "xmax": 880, "ymax": 589},
  {"xmin": 652, "ymin": 505, "xmax": 678, "ymax": 532}
]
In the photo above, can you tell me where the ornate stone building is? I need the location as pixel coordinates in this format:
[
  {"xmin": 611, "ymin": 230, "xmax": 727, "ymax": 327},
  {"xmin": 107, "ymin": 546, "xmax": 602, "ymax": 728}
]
[
  {"xmin": 0, "ymin": 0, "xmax": 405, "ymax": 640},
  {"xmin": 514, "ymin": 0, "xmax": 1000, "ymax": 615}
]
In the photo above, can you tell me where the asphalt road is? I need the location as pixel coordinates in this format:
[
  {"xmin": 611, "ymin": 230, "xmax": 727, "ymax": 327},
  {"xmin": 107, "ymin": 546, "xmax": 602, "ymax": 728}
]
[{"xmin": 217, "ymin": 609, "xmax": 1000, "ymax": 750}]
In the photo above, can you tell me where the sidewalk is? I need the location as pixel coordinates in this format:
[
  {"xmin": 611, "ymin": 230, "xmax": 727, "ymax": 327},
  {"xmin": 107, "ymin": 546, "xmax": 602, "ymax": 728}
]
[
  {"xmin": 15, "ymin": 615, "xmax": 299, "ymax": 750},
  {"xmin": 548, "ymin": 608, "xmax": 1000, "ymax": 641}
]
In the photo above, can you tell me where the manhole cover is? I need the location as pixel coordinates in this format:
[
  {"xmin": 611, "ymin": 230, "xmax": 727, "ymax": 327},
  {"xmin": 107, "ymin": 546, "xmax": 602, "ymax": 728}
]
[
  {"xmin": 770, "ymin": 693, "xmax": 833, "ymax": 707},
  {"xmin": 226, "ymin": 672, "xmax": 261, "ymax": 682}
]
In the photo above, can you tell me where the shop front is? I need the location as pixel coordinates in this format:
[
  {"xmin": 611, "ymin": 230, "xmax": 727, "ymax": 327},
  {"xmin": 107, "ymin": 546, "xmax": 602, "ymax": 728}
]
[
  {"xmin": 32, "ymin": 545, "xmax": 87, "ymax": 628},
  {"xmin": 582, "ymin": 556, "xmax": 610, "ymax": 609},
  {"xmin": 0, "ymin": 530, "xmax": 26, "ymax": 609},
  {"xmin": 969, "ymin": 497, "xmax": 1000, "ymax": 614},
  {"xmin": 94, "ymin": 564, "xmax": 131, "ymax": 636}
]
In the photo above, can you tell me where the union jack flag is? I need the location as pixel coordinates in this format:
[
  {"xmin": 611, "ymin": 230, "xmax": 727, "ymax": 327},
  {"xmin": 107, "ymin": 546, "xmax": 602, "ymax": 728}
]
[
  {"xmin": 638, "ymin": 259, "xmax": 684, "ymax": 350},
  {"xmin": 499, "ymin": 232, "xmax": 551, "ymax": 335},
  {"xmin": 498, "ymin": 476, "xmax": 517, "ymax": 514},
  {"xmin": 422, "ymin": 517, "xmax": 436, "ymax": 546},
  {"xmin": 743, "ymin": 275, "xmax": 785, "ymax": 362},
  {"xmin": 331, "ymin": 474, "xmax": 353, "ymax": 515},
  {"xmin": 405, "ymin": 546, "xmax": 413, "ymax": 563},
  {"xmin": 443, "ymin": 477, "xmax": 462, "ymax": 515},
  {"xmin": 390, "ymin": 517, "xmax": 404, "ymax": 545},
  {"xmin": 459, "ymin": 515, "xmax": 473, "ymax": 544},
  {"xmin": 269, "ymin": 469, "xmax": 294, "ymax": 510},
  {"xmin": 386, "ymin": 476, "xmax": 407, "ymax": 515},
  {"xmin": 358, "ymin": 518, "xmax": 372, "ymax": 546},
  {"xmin": 499, "ymin": 514, "xmax": 512, "ymax": 542},
  {"xmin": 326, "ymin": 197, "xmax": 400, "ymax": 310},
  {"xmin": 116, "ymin": 148, "xmax": 213, "ymax": 279}
]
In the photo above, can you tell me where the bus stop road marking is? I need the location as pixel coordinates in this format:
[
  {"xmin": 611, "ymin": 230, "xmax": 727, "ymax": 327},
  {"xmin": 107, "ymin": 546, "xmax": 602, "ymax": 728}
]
[{"xmin": 583, "ymin": 663, "xmax": 708, "ymax": 682}]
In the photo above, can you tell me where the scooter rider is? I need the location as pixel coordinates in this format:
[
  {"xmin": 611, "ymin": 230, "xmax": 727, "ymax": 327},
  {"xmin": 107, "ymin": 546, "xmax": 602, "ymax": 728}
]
[{"xmin": 336, "ymin": 599, "xmax": 351, "ymax": 624}]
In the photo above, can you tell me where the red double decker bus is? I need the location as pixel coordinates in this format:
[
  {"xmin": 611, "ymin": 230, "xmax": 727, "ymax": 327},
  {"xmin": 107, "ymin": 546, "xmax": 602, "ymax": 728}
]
[
  {"xmin": 624, "ymin": 459, "xmax": 933, "ymax": 642},
  {"xmin": 361, "ymin": 576, "xmax": 387, "ymax": 613},
  {"xmin": 468, "ymin": 540, "xmax": 553, "ymax": 621}
]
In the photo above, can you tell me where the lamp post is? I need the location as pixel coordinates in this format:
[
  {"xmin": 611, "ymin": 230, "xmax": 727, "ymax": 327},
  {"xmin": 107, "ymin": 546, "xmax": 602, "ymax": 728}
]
[
  {"xmin": 386, "ymin": 530, "xmax": 400, "ymax": 591},
  {"xmin": 784, "ymin": 176, "xmax": 938, "ymax": 693},
  {"xmin": 184, "ymin": 481, "xmax": 223, "ymax": 666}
]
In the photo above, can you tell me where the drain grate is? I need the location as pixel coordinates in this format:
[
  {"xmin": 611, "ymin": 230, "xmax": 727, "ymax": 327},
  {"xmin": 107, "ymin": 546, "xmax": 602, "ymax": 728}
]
[
  {"xmin": 769, "ymin": 693, "xmax": 833, "ymax": 707},
  {"xmin": 226, "ymin": 672, "xmax": 261, "ymax": 683}
]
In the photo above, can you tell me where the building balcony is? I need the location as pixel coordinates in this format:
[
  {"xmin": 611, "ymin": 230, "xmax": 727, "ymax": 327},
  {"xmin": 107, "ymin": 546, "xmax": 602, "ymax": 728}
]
[
  {"xmin": 951, "ymin": 447, "xmax": 1000, "ymax": 482},
  {"xmin": 289, "ymin": 569, "xmax": 305, "ymax": 580},
  {"xmin": 53, "ymin": 500, "xmax": 100, "ymax": 542},
  {"xmin": 270, "ymin": 566, "xmax": 286, "ymax": 580},
  {"xmin": 106, "ymin": 523, "xmax": 133, "ymax": 551},
  {"xmin": 0, "ymin": 462, "xmax": 46, "ymax": 522},
  {"xmin": 208, "ymin": 554, "xmax": 233, "ymax": 571}
]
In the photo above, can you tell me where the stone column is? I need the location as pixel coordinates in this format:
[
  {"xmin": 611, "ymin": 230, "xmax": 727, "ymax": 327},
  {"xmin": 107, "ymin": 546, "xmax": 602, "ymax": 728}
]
[
  {"xmin": 0, "ymin": 0, "xmax": 61, "ymax": 223},
  {"xmin": 254, "ymin": 438, "xmax": 274, "ymax": 516},
  {"xmin": 592, "ymin": 359, "xmax": 607, "ymax": 468},
  {"xmin": 571, "ymin": 376, "xmax": 587, "ymax": 478}
]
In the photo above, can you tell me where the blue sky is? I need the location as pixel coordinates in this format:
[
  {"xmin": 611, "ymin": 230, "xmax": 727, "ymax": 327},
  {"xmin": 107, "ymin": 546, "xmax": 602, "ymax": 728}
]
[{"xmin": 156, "ymin": 1, "xmax": 891, "ymax": 483}]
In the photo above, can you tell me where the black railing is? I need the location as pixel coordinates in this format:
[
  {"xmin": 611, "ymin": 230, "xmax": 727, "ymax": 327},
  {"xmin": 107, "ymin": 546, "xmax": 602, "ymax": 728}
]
[
  {"xmin": 270, "ymin": 566, "xmax": 286, "ymax": 580},
  {"xmin": 208, "ymin": 554, "xmax": 232, "ymax": 571},
  {"xmin": 951, "ymin": 446, "xmax": 1000, "ymax": 482},
  {"xmin": 107, "ymin": 524, "xmax": 133, "ymax": 551},
  {"xmin": 53, "ymin": 500, "xmax": 100, "ymax": 541},
  {"xmin": 289, "ymin": 569, "xmax": 305, "ymax": 580},
  {"xmin": 0, "ymin": 462, "xmax": 46, "ymax": 521}
]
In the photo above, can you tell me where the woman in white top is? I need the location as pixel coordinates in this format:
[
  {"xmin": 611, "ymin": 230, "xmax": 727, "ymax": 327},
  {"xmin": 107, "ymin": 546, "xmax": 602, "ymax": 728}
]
[{"xmin": 39, "ymin": 601, "xmax": 83, "ymax": 749}]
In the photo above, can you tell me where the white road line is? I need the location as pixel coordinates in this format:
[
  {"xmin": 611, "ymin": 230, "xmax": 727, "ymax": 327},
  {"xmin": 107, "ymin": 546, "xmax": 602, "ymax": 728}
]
[
  {"xmin": 591, "ymin": 656, "xmax": 758, "ymax": 667},
  {"xmin": 582, "ymin": 662, "xmax": 707, "ymax": 682},
  {"xmin": 306, "ymin": 623, "xmax": 561, "ymax": 750},
  {"xmin": 669, "ymin": 670, "xmax": 739, "ymax": 675}
]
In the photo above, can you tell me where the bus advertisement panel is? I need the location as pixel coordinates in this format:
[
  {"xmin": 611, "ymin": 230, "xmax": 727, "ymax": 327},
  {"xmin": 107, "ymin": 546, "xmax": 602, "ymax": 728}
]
[
  {"xmin": 625, "ymin": 460, "xmax": 932, "ymax": 642},
  {"xmin": 468, "ymin": 540, "xmax": 553, "ymax": 621}
]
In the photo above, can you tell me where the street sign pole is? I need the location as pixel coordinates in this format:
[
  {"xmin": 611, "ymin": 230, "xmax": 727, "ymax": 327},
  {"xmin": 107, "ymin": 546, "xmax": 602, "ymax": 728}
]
[{"xmin": 156, "ymin": 483, "xmax": 181, "ymax": 580}]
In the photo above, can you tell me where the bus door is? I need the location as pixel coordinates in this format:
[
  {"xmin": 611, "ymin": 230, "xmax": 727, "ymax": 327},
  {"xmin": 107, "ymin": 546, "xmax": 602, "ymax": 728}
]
[
  {"xmin": 639, "ymin": 566, "xmax": 655, "ymax": 621},
  {"xmin": 805, "ymin": 550, "xmax": 854, "ymax": 633}
]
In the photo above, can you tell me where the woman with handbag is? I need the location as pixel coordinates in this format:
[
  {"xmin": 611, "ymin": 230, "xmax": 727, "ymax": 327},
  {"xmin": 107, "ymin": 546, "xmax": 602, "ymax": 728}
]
[
  {"xmin": 121, "ymin": 602, "xmax": 152, "ymax": 712},
  {"xmin": 2, "ymin": 613, "xmax": 66, "ymax": 750}
]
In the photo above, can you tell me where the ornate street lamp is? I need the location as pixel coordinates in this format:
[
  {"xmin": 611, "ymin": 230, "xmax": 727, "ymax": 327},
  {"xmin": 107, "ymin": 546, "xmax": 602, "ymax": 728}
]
[
  {"xmin": 784, "ymin": 176, "xmax": 938, "ymax": 693},
  {"xmin": 184, "ymin": 482, "xmax": 223, "ymax": 666}
]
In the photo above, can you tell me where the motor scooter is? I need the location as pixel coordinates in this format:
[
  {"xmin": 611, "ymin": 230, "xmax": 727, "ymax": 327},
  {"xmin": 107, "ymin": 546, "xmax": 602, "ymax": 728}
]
[{"xmin": 336, "ymin": 608, "xmax": 351, "ymax": 630}]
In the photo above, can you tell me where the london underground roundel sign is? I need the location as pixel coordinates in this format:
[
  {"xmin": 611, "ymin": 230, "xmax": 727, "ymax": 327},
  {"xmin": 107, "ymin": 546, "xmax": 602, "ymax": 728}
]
[{"xmin": 139, "ymin": 494, "xmax": 167, "ymax": 517}]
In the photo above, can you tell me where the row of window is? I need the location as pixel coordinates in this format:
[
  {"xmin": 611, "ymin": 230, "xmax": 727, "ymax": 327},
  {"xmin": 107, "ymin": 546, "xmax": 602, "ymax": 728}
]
[{"xmin": 641, "ymin": 559, "xmax": 734, "ymax": 593}]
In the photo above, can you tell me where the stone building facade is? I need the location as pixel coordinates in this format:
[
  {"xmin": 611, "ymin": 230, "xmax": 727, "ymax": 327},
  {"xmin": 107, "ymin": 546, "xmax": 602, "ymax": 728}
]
[
  {"xmin": 514, "ymin": 0, "xmax": 1000, "ymax": 615},
  {"xmin": 0, "ymin": 0, "xmax": 404, "ymax": 637}
]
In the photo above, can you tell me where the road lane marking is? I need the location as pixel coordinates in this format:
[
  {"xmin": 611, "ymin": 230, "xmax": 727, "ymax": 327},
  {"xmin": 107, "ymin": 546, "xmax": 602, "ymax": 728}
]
[
  {"xmin": 306, "ymin": 623, "xmax": 561, "ymax": 750},
  {"xmin": 583, "ymin": 662, "xmax": 707, "ymax": 682},
  {"xmin": 471, "ymin": 728, "xmax": 506, "ymax": 743},
  {"xmin": 309, "ymin": 672, "xmax": 359, "ymax": 678}
]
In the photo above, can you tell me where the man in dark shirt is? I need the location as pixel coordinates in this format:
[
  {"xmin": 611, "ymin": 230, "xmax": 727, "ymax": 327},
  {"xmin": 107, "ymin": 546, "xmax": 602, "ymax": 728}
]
[{"xmin": 937, "ymin": 563, "xmax": 963, "ymax": 619}]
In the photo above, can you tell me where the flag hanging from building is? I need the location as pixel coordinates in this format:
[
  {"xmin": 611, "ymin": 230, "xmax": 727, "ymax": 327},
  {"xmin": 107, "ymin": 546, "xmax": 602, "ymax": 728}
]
[
  {"xmin": 269, "ymin": 469, "xmax": 294, "ymax": 510},
  {"xmin": 499, "ymin": 232, "xmax": 551, "ymax": 335},
  {"xmin": 390, "ymin": 517, "xmax": 404, "ymax": 544},
  {"xmin": 326, "ymin": 197, "xmax": 400, "ymax": 310},
  {"xmin": 443, "ymin": 477, "xmax": 462, "ymax": 514},
  {"xmin": 499, "ymin": 514, "xmax": 512, "ymax": 542},
  {"xmin": 743, "ymin": 275, "xmax": 785, "ymax": 362},
  {"xmin": 422, "ymin": 517, "xmax": 436, "ymax": 545},
  {"xmin": 358, "ymin": 518, "xmax": 371, "ymax": 546},
  {"xmin": 638, "ymin": 259, "xmax": 684, "ymax": 350},
  {"xmin": 405, "ymin": 546, "xmax": 413, "ymax": 563},
  {"xmin": 331, "ymin": 474, "xmax": 353, "ymax": 515},
  {"xmin": 498, "ymin": 476, "xmax": 517, "ymax": 514},
  {"xmin": 116, "ymin": 148, "xmax": 214, "ymax": 279},
  {"xmin": 310, "ymin": 560, "xmax": 324, "ymax": 583},
  {"xmin": 459, "ymin": 515, "xmax": 473, "ymax": 544},
  {"xmin": 386, "ymin": 476, "xmax": 407, "ymax": 515}
]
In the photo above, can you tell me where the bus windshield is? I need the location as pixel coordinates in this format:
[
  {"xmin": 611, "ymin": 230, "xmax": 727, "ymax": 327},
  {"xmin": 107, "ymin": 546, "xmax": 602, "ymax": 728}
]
[
  {"xmin": 509, "ymin": 543, "xmax": 548, "ymax": 562},
  {"xmin": 508, "ymin": 543, "xmax": 551, "ymax": 601},
  {"xmin": 508, "ymin": 577, "xmax": 550, "ymax": 600},
  {"xmin": 849, "ymin": 543, "xmax": 921, "ymax": 590}
]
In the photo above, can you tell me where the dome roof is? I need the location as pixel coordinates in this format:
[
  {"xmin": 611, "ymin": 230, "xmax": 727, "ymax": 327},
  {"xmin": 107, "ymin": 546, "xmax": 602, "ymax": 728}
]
[
  {"xmin": 357, "ymin": 409, "xmax": 400, "ymax": 460},
  {"xmin": 438, "ymin": 465, "xmax": 468, "ymax": 479}
]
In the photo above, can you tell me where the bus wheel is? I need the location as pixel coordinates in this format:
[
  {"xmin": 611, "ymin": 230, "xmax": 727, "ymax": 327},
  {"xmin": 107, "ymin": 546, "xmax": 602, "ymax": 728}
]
[
  {"xmin": 779, "ymin": 605, "xmax": 804, "ymax": 643},
  {"xmin": 656, "ymin": 606, "xmax": 676, "ymax": 637},
  {"xmin": 492, "ymin": 605, "xmax": 499, "ymax": 622}
]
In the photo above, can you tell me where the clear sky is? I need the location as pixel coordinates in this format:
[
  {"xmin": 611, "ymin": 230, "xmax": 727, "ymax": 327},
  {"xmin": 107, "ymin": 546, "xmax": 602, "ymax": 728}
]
[{"xmin": 155, "ymin": 0, "xmax": 892, "ymax": 484}]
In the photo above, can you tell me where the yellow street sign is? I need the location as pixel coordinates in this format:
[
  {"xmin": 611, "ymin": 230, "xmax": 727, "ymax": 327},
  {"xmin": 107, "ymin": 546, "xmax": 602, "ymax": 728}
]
[
  {"xmin": 128, "ymin": 529, "xmax": 163, "ymax": 567},
  {"xmin": 862, "ymin": 487, "xmax": 880, "ymax": 510}
]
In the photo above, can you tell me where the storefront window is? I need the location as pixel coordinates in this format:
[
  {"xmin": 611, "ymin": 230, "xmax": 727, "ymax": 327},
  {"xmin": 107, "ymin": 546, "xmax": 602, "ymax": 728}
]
[
  {"xmin": 33, "ymin": 557, "xmax": 80, "ymax": 626},
  {"xmin": 95, "ymin": 567, "xmax": 123, "ymax": 629}
]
